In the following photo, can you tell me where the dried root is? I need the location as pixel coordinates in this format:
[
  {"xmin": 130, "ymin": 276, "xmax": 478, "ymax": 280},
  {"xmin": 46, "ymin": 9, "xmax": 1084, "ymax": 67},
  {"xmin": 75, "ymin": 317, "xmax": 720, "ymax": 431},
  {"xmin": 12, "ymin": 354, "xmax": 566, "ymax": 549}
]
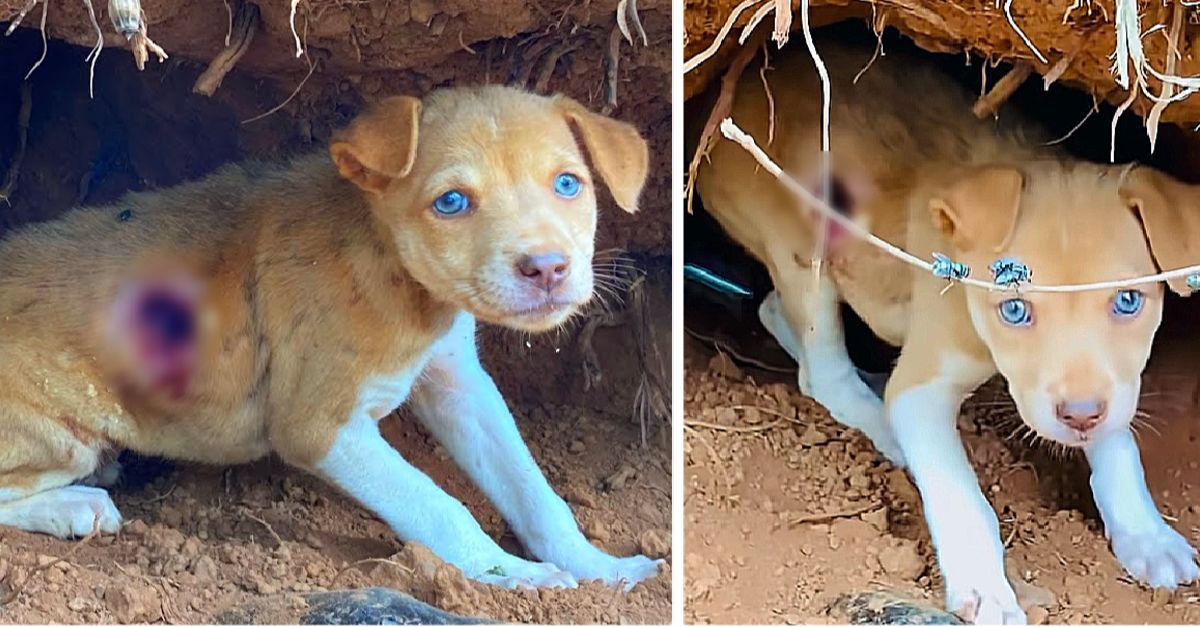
[
  {"xmin": 194, "ymin": 1, "xmax": 260, "ymax": 96},
  {"xmin": 973, "ymin": 62, "xmax": 1033, "ymax": 118},
  {"xmin": 616, "ymin": 0, "xmax": 647, "ymax": 47},
  {"xmin": 0, "ymin": 83, "xmax": 33, "ymax": 207}
]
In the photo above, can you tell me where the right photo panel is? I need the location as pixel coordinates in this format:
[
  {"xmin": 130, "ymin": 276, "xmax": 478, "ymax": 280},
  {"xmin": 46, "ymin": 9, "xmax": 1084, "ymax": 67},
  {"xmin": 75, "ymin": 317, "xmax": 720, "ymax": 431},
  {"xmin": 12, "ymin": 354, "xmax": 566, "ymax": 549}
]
[{"xmin": 683, "ymin": 1, "xmax": 1200, "ymax": 625}]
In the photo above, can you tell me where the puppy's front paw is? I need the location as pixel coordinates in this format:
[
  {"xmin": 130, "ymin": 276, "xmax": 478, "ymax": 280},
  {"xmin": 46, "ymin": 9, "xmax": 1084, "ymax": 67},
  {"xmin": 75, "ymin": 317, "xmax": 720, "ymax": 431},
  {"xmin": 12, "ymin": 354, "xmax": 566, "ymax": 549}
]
[
  {"xmin": 1111, "ymin": 524, "xmax": 1200, "ymax": 588},
  {"xmin": 472, "ymin": 559, "xmax": 578, "ymax": 590},
  {"xmin": 588, "ymin": 554, "xmax": 663, "ymax": 591},
  {"xmin": 0, "ymin": 485, "xmax": 123, "ymax": 539},
  {"xmin": 947, "ymin": 582, "xmax": 1025, "ymax": 625}
]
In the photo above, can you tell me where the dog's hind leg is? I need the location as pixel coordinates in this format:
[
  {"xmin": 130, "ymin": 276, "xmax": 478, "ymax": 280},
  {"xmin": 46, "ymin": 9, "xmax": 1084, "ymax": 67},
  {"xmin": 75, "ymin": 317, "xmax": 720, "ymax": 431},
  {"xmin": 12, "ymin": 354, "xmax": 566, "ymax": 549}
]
[
  {"xmin": 762, "ymin": 247, "xmax": 905, "ymax": 464},
  {"xmin": 0, "ymin": 405, "xmax": 122, "ymax": 538},
  {"xmin": 409, "ymin": 313, "xmax": 661, "ymax": 591},
  {"xmin": 1087, "ymin": 429, "xmax": 1199, "ymax": 588}
]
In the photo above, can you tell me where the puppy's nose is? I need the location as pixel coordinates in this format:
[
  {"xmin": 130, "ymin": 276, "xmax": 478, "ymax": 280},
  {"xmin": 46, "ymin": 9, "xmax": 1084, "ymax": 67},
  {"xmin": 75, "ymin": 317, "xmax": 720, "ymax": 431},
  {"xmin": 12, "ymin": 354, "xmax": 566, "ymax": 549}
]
[
  {"xmin": 1055, "ymin": 399, "xmax": 1107, "ymax": 432},
  {"xmin": 516, "ymin": 252, "xmax": 570, "ymax": 291}
]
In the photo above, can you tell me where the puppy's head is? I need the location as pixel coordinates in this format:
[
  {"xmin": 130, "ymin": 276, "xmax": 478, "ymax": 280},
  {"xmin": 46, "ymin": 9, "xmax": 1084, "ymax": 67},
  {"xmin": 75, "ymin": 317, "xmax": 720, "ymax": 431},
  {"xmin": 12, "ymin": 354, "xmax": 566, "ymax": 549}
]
[
  {"xmin": 329, "ymin": 86, "xmax": 649, "ymax": 332},
  {"xmin": 931, "ymin": 163, "xmax": 1200, "ymax": 446}
]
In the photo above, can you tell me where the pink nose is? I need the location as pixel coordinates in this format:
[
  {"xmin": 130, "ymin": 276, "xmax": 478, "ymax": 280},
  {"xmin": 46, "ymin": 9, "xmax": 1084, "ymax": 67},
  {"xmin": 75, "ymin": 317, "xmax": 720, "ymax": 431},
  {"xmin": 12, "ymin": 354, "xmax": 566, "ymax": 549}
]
[
  {"xmin": 1056, "ymin": 399, "xmax": 1107, "ymax": 432},
  {"xmin": 516, "ymin": 253, "xmax": 569, "ymax": 291}
]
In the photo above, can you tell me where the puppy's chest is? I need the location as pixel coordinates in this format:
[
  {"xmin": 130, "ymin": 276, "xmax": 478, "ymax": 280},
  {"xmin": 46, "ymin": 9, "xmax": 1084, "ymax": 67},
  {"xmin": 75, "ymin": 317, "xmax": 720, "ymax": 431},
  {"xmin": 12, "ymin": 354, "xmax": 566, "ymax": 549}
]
[{"xmin": 351, "ymin": 327, "xmax": 454, "ymax": 422}]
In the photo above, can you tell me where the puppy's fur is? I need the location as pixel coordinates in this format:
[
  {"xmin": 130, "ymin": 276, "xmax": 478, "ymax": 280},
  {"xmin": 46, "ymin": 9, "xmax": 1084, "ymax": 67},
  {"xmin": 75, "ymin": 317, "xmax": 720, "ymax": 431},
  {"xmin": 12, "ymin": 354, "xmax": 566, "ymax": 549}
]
[
  {"xmin": 0, "ymin": 85, "xmax": 660, "ymax": 590},
  {"xmin": 696, "ymin": 40, "xmax": 1200, "ymax": 622}
]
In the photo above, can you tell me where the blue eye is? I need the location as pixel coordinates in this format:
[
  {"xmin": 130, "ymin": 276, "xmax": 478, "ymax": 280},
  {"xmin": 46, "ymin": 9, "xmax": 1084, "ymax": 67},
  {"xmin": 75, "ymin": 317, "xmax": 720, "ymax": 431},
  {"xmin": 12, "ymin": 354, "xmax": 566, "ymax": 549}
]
[
  {"xmin": 433, "ymin": 190, "xmax": 470, "ymax": 215},
  {"xmin": 553, "ymin": 173, "xmax": 581, "ymax": 198},
  {"xmin": 998, "ymin": 298, "xmax": 1033, "ymax": 326},
  {"xmin": 1112, "ymin": 290, "xmax": 1144, "ymax": 317}
]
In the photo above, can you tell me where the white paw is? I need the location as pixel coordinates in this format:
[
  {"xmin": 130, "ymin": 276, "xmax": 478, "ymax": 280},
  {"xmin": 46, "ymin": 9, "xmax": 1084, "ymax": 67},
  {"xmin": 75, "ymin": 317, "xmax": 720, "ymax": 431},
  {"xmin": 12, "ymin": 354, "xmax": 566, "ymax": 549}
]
[
  {"xmin": 947, "ymin": 582, "xmax": 1026, "ymax": 625},
  {"xmin": 757, "ymin": 292, "xmax": 810, "ymax": 392},
  {"xmin": 471, "ymin": 558, "xmax": 578, "ymax": 590},
  {"xmin": 1111, "ymin": 524, "xmax": 1200, "ymax": 588},
  {"xmin": 0, "ymin": 485, "xmax": 122, "ymax": 539},
  {"xmin": 574, "ymin": 554, "xmax": 663, "ymax": 591}
]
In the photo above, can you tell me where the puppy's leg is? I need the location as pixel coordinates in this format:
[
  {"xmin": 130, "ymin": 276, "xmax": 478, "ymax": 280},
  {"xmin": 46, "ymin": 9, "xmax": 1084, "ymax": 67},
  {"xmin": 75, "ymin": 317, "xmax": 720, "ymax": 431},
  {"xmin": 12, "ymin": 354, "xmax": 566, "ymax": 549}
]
[
  {"xmin": 764, "ymin": 252, "xmax": 904, "ymax": 464},
  {"xmin": 409, "ymin": 314, "xmax": 661, "ymax": 591},
  {"xmin": 1087, "ymin": 429, "xmax": 1199, "ymax": 587},
  {"xmin": 0, "ymin": 408, "xmax": 121, "ymax": 538},
  {"xmin": 308, "ymin": 412, "xmax": 577, "ymax": 590},
  {"xmin": 888, "ymin": 353, "xmax": 1023, "ymax": 625}
]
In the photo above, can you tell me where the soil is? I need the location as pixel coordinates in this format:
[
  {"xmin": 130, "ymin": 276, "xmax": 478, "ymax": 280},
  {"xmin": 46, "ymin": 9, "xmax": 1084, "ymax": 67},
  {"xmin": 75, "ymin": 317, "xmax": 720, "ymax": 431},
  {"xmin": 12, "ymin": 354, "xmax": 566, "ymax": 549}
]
[
  {"xmin": 0, "ymin": 391, "xmax": 671, "ymax": 624},
  {"xmin": 683, "ymin": 1, "xmax": 1200, "ymax": 123},
  {"xmin": 683, "ymin": 298, "xmax": 1200, "ymax": 624},
  {"xmin": 0, "ymin": 1, "xmax": 673, "ymax": 623}
]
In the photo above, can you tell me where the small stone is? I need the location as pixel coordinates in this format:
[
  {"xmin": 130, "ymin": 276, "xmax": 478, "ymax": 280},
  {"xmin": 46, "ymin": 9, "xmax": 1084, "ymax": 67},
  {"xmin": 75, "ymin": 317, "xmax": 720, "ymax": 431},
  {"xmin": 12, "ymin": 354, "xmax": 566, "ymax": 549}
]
[
  {"xmin": 569, "ymin": 440, "xmax": 586, "ymax": 454},
  {"xmin": 860, "ymin": 507, "xmax": 889, "ymax": 532},
  {"xmin": 877, "ymin": 539, "xmax": 924, "ymax": 580},
  {"xmin": 583, "ymin": 519, "xmax": 611, "ymax": 543},
  {"xmin": 564, "ymin": 486, "xmax": 598, "ymax": 509},
  {"xmin": 638, "ymin": 529, "xmax": 670, "ymax": 558},
  {"xmin": 67, "ymin": 597, "xmax": 89, "ymax": 612},
  {"xmin": 1026, "ymin": 605, "xmax": 1049, "ymax": 625},
  {"xmin": 707, "ymin": 353, "xmax": 743, "ymax": 380}
]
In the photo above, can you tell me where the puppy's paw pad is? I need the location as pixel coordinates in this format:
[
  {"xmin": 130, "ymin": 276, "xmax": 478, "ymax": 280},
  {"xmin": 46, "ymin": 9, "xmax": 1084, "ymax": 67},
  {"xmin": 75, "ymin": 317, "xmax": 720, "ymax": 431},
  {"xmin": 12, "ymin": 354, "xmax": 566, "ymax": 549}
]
[
  {"xmin": 1112, "ymin": 526, "xmax": 1200, "ymax": 588},
  {"xmin": 949, "ymin": 586, "xmax": 1025, "ymax": 625},
  {"xmin": 474, "ymin": 561, "xmax": 577, "ymax": 590}
]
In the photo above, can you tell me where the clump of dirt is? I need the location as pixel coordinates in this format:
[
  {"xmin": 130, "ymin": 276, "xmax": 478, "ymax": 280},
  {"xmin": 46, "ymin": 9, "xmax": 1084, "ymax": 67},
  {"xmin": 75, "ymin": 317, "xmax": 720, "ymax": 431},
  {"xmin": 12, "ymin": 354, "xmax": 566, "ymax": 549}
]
[
  {"xmin": 0, "ymin": 395, "xmax": 671, "ymax": 624},
  {"xmin": 684, "ymin": 312, "xmax": 1200, "ymax": 624}
]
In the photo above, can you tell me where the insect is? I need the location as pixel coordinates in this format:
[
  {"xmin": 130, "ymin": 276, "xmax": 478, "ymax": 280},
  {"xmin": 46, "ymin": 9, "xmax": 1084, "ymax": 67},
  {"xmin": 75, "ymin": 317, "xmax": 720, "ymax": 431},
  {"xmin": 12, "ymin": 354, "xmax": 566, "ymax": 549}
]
[
  {"xmin": 990, "ymin": 257, "xmax": 1032, "ymax": 288},
  {"xmin": 930, "ymin": 253, "xmax": 970, "ymax": 282}
]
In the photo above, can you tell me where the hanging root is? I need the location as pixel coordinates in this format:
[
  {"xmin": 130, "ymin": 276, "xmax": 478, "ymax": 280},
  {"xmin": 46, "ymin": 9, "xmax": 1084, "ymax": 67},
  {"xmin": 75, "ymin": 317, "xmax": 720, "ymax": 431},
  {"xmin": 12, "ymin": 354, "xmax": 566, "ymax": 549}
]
[
  {"xmin": 5, "ymin": 0, "xmax": 40, "ymax": 36},
  {"xmin": 194, "ymin": 1, "xmax": 260, "ymax": 96},
  {"xmin": 21, "ymin": 0, "xmax": 49, "ymax": 80},
  {"xmin": 1145, "ymin": 1, "xmax": 1184, "ymax": 152},
  {"xmin": 577, "ymin": 271, "xmax": 669, "ymax": 447},
  {"xmin": 615, "ymin": 0, "xmax": 648, "ymax": 47},
  {"xmin": 998, "ymin": 0, "xmax": 1048, "ymax": 64},
  {"xmin": 685, "ymin": 28, "xmax": 763, "ymax": 213},
  {"xmin": 973, "ymin": 62, "xmax": 1033, "ymax": 118},
  {"xmin": 289, "ymin": 0, "xmax": 303, "ymax": 57},
  {"xmin": 601, "ymin": 25, "xmax": 622, "ymax": 114},
  {"xmin": 0, "ymin": 83, "xmax": 33, "ymax": 206}
]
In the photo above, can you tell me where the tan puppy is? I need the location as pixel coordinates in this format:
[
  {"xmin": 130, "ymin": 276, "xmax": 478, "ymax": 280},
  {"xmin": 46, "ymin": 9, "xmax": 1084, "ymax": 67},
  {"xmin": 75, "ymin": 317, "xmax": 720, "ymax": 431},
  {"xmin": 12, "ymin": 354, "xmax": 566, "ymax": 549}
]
[
  {"xmin": 696, "ymin": 39, "xmax": 1200, "ymax": 622},
  {"xmin": 0, "ymin": 85, "xmax": 661, "ymax": 590}
]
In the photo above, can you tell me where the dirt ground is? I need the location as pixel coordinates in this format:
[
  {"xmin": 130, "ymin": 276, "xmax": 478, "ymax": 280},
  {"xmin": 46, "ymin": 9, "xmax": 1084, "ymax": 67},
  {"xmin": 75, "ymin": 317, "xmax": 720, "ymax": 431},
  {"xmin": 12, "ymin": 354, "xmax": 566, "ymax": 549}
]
[
  {"xmin": 0, "ymin": 390, "xmax": 671, "ymax": 624},
  {"xmin": 684, "ymin": 299, "xmax": 1200, "ymax": 624},
  {"xmin": 0, "ymin": 0, "xmax": 672, "ymax": 623}
]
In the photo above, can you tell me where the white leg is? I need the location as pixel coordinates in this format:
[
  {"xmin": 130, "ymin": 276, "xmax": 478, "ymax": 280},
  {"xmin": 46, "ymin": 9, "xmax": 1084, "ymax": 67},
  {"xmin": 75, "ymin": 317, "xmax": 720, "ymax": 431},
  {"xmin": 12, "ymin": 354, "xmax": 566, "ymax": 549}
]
[
  {"xmin": 1086, "ymin": 429, "xmax": 1199, "ymax": 587},
  {"xmin": 315, "ymin": 412, "xmax": 576, "ymax": 589},
  {"xmin": 0, "ymin": 485, "xmax": 122, "ymax": 538},
  {"xmin": 409, "ymin": 314, "xmax": 661, "ymax": 591},
  {"xmin": 891, "ymin": 381, "xmax": 1024, "ymax": 624},
  {"xmin": 761, "ymin": 279, "xmax": 904, "ymax": 465}
]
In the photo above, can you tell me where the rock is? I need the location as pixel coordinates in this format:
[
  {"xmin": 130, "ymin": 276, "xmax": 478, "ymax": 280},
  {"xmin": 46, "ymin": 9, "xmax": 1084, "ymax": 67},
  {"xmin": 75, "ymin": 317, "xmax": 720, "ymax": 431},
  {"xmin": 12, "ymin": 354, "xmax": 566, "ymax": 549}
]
[
  {"xmin": 835, "ymin": 591, "xmax": 965, "ymax": 625},
  {"xmin": 583, "ymin": 519, "xmax": 611, "ymax": 543},
  {"xmin": 877, "ymin": 539, "xmax": 925, "ymax": 580},
  {"xmin": 707, "ymin": 352, "xmax": 744, "ymax": 379},
  {"xmin": 216, "ymin": 587, "xmax": 488, "ymax": 625},
  {"xmin": 861, "ymin": 507, "xmax": 889, "ymax": 532},
  {"xmin": 104, "ymin": 584, "xmax": 158, "ymax": 623},
  {"xmin": 564, "ymin": 486, "xmax": 598, "ymax": 509},
  {"xmin": 1026, "ymin": 605, "xmax": 1050, "ymax": 625},
  {"xmin": 124, "ymin": 519, "xmax": 150, "ymax": 537},
  {"xmin": 638, "ymin": 529, "xmax": 671, "ymax": 558}
]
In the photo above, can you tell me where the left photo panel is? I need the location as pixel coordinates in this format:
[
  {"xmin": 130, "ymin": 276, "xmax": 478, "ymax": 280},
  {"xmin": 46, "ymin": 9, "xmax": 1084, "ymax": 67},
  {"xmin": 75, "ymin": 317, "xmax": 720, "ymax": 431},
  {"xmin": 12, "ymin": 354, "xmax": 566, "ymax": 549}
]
[{"xmin": 0, "ymin": 1, "xmax": 673, "ymax": 624}]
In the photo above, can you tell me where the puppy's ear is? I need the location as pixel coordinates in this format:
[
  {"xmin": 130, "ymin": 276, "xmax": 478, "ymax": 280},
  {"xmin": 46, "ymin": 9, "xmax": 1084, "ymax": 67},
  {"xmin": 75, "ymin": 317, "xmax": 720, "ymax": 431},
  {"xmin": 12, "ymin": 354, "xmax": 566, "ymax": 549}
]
[
  {"xmin": 929, "ymin": 166, "xmax": 1024, "ymax": 253},
  {"xmin": 1120, "ymin": 166, "xmax": 1200, "ymax": 295},
  {"xmin": 558, "ymin": 99, "xmax": 649, "ymax": 213},
  {"xmin": 330, "ymin": 96, "xmax": 422, "ymax": 195}
]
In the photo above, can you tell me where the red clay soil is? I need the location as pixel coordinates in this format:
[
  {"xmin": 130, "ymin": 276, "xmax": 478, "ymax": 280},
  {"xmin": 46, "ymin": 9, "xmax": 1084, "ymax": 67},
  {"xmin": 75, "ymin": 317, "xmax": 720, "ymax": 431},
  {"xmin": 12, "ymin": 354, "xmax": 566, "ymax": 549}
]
[
  {"xmin": 684, "ymin": 309, "xmax": 1200, "ymax": 624},
  {"xmin": 684, "ymin": 0, "xmax": 1200, "ymax": 123}
]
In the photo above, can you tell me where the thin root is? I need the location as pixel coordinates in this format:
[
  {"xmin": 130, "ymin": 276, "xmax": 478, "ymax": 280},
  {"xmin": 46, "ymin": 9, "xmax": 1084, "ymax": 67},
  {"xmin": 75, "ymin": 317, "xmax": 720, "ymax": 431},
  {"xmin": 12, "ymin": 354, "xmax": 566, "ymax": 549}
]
[
  {"xmin": 972, "ymin": 62, "xmax": 1032, "ymax": 118},
  {"xmin": 194, "ymin": 1, "xmax": 260, "ymax": 96}
]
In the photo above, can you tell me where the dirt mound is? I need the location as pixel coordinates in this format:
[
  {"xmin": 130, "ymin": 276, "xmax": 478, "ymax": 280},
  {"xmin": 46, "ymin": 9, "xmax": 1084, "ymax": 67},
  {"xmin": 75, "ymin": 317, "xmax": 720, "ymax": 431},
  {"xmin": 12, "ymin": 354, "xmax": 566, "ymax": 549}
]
[
  {"xmin": 0, "ymin": 394, "xmax": 671, "ymax": 624},
  {"xmin": 684, "ymin": 326, "xmax": 1200, "ymax": 624}
]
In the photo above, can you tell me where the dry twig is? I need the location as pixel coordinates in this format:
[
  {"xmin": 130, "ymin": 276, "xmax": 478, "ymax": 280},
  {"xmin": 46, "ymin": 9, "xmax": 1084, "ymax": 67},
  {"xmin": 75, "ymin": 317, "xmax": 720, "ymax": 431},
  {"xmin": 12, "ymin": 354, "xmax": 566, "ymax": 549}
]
[
  {"xmin": 972, "ymin": 62, "xmax": 1032, "ymax": 118},
  {"xmin": 194, "ymin": 1, "xmax": 260, "ymax": 96}
]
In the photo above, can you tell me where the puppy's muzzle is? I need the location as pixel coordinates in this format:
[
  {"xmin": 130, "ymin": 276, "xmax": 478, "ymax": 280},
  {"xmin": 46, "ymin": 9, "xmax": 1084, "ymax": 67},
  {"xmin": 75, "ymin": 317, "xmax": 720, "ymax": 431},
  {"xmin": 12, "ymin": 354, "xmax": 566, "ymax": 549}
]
[
  {"xmin": 1055, "ymin": 398, "xmax": 1107, "ymax": 435},
  {"xmin": 516, "ymin": 252, "xmax": 571, "ymax": 292}
]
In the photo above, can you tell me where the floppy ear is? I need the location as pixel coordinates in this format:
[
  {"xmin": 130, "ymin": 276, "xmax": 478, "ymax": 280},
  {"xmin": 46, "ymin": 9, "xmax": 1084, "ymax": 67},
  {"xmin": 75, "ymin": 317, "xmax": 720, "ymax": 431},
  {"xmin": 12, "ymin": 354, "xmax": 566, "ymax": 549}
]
[
  {"xmin": 929, "ymin": 166, "xmax": 1024, "ymax": 253},
  {"xmin": 557, "ymin": 98, "xmax": 649, "ymax": 213},
  {"xmin": 330, "ymin": 96, "xmax": 422, "ymax": 195},
  {"xmin": 1120, "ymin": 166, "xmax": 1200, "ymax": 296}
]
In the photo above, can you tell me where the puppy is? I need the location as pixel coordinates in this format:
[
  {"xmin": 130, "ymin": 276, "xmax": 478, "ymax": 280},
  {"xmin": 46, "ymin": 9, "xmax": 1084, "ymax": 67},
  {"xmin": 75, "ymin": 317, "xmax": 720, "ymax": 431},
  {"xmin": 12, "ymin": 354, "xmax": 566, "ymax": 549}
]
[
  {"xmin": 695, "ymin": 39, "xmax": 1200, "ymax": 622},
  {"xmin": 0, "ymin": 85, "xmax": 661, "ymax": 590}
]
